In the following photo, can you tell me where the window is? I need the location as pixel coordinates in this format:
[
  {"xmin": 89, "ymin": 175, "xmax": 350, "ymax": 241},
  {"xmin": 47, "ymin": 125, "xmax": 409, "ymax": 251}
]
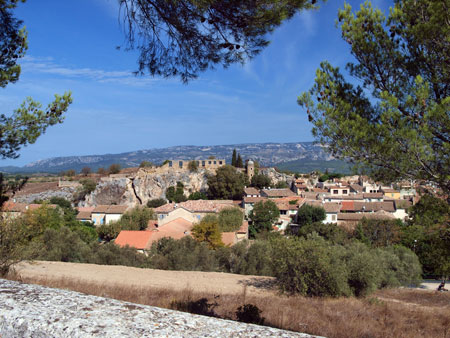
[
  {"xmin": 343, "ymin": 190, "xmax": 348, "ymax": 194},
  {"xmin": 202, "ymin": 161, "xmax": 206, "ymax": 167},
  {"xmin": 169, "ymin": 161, "xmax": 173, "ymax": 167},
  {"xmin": 333, "ymin": 190, "xmax": 339, "ymax": 194},
  {"xmin": 219, "ymin": 161, "xmax": 223, "ymax": 165},
  {"xmin": 179, "ymin": 161, "xmax": 183, "ymax": 168},
  {"xmin": 332, "ymin": 214, "xmax": 337, "ymax": 221},
  {"xmin": 214, "ymin": 161, "xmax": 217, "ymax": 164},
  {"xmin": 208, "ymin": 161, "xmax": 212, "ymax": 164}
]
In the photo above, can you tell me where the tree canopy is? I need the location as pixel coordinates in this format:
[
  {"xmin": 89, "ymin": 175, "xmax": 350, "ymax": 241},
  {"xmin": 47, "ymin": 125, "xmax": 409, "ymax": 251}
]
[
  {"xmin": 119, "ymin": 0, "xmax": 321, "ymax": 82},
  {"xmin": 298, "ymin": 0, "xmax": 449, "ymax": 198},
  {"xmin": 249, "ymin": 200, "xmax": 279, "ymax": 237},
  {"xmin": 207, "ymin": 165, "xmax": 248, "ymax": 200}
]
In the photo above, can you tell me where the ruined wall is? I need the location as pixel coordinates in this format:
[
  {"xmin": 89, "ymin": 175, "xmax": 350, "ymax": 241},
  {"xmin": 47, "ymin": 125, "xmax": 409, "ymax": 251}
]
[{"xmin": 0, "ymin": 279, "xmax": 317, "ymax": 338}]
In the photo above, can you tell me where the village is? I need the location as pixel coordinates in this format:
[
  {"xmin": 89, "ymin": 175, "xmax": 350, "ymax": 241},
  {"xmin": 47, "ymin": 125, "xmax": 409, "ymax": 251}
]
[{"xmin": 2, "ymin": 156, "xmax": 419, "ymax": 252}]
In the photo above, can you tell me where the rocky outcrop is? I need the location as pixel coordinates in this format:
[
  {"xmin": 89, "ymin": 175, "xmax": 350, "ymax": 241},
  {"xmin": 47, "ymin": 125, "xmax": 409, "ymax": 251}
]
[
  {"xmin": 82, "ymin": 168, "xmax": 211, "ymax": 207},
  {"xmin": 259, "ymin": 168, "xmax": 295, "ymax": 186},
  {"xmin": 0, "ymin": 279, "xmax": 319, "ymax": 337},
  {"xmin": 13, "ymin": 187, "xmax": 76, "ymax": 204}
]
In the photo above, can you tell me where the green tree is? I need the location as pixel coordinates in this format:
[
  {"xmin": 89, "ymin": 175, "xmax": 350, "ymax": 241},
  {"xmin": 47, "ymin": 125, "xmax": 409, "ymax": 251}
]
[
  {"xmin": 217, "ymin": 207, "xmax": 243, "ymax": 232},
  {"xmin": 354, "ymin": 218, "xmax": 402, "ymax": 248},
  {"xmin": 108, "ymin": 163, "xmax": 121, "ymax": 174},
  {"xmin": 249, "ymin": 200, "xmax": 279, "ymax": 237},
  {"xmin": 81, "ymin": 166, "xmax": 91, "ymax": 176},
  {"xmin": 97, "ymin": 167, "xmax": 107, "ymax": 175},
  {"xmin": 139, "ymin": 161, "xmax": 153, "ymax": 168},
  {"xmin": 250, "ymin": 173, "xmax": 272, "ymax": 189},
  {"xmin": 296, "ymin": 204, "xmax": 325, "ymax": 226},
  {"xmin": 79, "ymin": 178, "xmax": 97, "ymax": 194},
  {"xmin": 120, "ymin": 206, "xmax": 155, "ymax": 231},
  {"xmin": 147, "ymin": 198, "xmax": 167, "ymax": 208},
  {"xmin": 236, "ymin": 154, "xmax": 244, "ymax": 168},
  {"xmin": 298, "ymin": 0, "xmax": 450, "ymax": 198},
  {"xmin": 275, "ymin": 181, "xmax": 289, "ymax": 189},
  {"xmin": 192, "ymin": 217, "xmax": 224, "ymax": 249},
  {"xmin": 0, "ymin": 2, "xmax": 72, "ymax": 197},
  {"xmin": 120, "ymin": 0, "xmax": 321, "ymax": 82},
  {"xmin": 401, "ymin": 194, "xmax": 450, "ymax": 277},
  {"xmin": 231, "ymin": 149, "xmax": 237, "ymax": 167},
  {"xmin": 207, "ymin": 165, "xmax": 248, "ymax": 200},
  {"xmin": 166, "ymin": 181, "xmax": 187, "ymax": 203},
  {"xmin": 188, "ymin": 191, "xmax": 208, "ymax": 200},
  {"xmin": 188, "ymin": 160, "xmax": 199, "ymax": 172}
]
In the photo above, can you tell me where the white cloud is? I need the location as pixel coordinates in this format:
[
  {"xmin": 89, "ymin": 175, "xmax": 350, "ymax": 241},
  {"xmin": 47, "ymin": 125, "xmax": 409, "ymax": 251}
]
[{"xmin": 19, "ymin": 56, "xmax": 160, "ymax": 87}]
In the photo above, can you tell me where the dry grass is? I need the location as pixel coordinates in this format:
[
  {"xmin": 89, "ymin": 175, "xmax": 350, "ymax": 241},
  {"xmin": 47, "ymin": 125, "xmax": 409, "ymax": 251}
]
[{"xmin": 9, "ymin": 273, "xmax": 450, "ymax": 338}]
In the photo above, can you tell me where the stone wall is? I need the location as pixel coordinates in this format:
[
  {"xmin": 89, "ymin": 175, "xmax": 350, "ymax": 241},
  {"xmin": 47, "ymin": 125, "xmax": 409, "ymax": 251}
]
[{"xmin": 0, "ymin": 279, "xmax": 319, "ymax": 338}]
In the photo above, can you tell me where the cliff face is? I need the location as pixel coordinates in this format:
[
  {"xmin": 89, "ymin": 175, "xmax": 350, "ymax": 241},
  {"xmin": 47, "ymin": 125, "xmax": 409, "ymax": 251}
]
[
  {"xmin": 259, "ymin": 168, "xmax": 295, "ymax": 186},
  {"xmin": 82, "ymin": 168, "xmax": 210, "ymax": 207}
]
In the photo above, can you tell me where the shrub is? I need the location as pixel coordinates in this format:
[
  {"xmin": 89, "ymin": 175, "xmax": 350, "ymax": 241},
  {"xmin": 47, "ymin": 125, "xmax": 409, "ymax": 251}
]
[
  {"xmin": 236, "ymin": 304, "xmax": 265, "ymax": 325},
  {"xmin": 108, "ymin": 163, "xmax": 121, "ymax": 174},
  {"xmin": 273, "ymin": 236, "xmax": 351, "ymax": 297},
  {"xmin": 188, "ymin": 160, "xmax": 198, "ymax": 172},
  {"xmin": 217, "ymin": 207, "xmax": 243, "ymax": 232},
  {"xmin": 147, "ymin": 198, "xmax": 167, "ymax": 208},
  {"xmin": 296, "ymin": 204, "xmax": 326, "ymax": 226},
  {"xmin": 171, "ymin": 298, "xmax": 218, "ymax": 317},
  {"xmin": 248, "ymin": 200, "xmax": 279, "ymax": 237}
]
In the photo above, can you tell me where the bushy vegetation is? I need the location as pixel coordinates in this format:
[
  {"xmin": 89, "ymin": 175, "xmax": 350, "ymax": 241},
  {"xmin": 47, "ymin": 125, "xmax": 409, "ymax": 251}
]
[
  {"xmin": 1, "ymin": 195, "xmax": 430, "ymax": 298},
  {"xmin": 207, "ymin": 165, "xmax": 248, "ymax": 200},
  {"xmin": 97, "ymin": 206, "xmax": 155, "ymax": 241},
  {"xmin": 165, "ymin": 182, "xmax": 187, "ymax": 203}
]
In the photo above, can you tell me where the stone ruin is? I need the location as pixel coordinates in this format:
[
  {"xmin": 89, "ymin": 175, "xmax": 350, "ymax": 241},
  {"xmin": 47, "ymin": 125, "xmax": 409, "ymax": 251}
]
[{"xmin": 0, "ymin": 279, "xmax": 321, "ymax": 337}]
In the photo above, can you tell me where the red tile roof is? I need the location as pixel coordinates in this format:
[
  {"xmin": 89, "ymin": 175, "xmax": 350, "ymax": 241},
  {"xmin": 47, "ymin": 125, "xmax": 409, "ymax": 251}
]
[
  {"xmin": 341, "ymin": 201, "xmax": 354, "ymax": 211},
  {"xmin": 76, "ymin": 211, "xmax": 92, "ymax": 220},
  {"xmin": 244, "ymin": 187, "xmax": 260, "ymax": 195},
  {"xmin": 92, "ymin": 205, "xmax": 129, "ymax": 214},
  {"xmin": 261, "ymin": 188, "xmax": 296, "ymax": 197},
  {"xmin": 154, "ymin": 200, "xmax": 234, "ymax": 214},
  {"xmin": 243, "ymin": 197, "xmax": 268, "ymax": 204},
  {"xmin": 115, "ymin": 231, "xmax": 153, "ymax": 250},
  {"xmin": 237, "ymin": 221, "xmax": 248, "ymax": 234}
]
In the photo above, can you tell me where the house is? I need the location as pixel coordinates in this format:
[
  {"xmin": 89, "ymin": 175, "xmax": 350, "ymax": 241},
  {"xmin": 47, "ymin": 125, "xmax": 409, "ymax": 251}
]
[
  {"xmin": 91, "ymin": 205, "xmax": 129, "ymax": 226},
  {"xmin": 75, "ymin": 206, "xmax": 94, "ymax": 222},
  {"xmin": 328, "ymin": 185, "xmax": 350, "ymax": 196},
  {"xmin": 323, "ymin": 194, "xmax": 364, "ymax": 203},
  {"xmin": 260, "ymin": 188, "xmax": 296, "ymax": 198},
  {"xmin": 115, "ymin": 217, "xmax": 194, "ymax": 251},
  {"xmin": 393, "ymin": 199, "xmax": 413, "ymax": 220},
  {"xmin": 363, "ymin": 193, "xmax": 384, "ymax": 202},
  {"xmin": 301, "ymin": 201, "xmax": 341, "ymax": 224},
  {"xmin": 243, "ymin": 187, "xmax": 260, "ymax": 198},
  {"xmin": 154, "ymin": 200, "xmax": 235, "ymax": 226},
  {"xmin": 242, "ymin": 196, "xmax": 268, "ymax": 217},
  {"xmin": 1, "ymin": 201, "xmax": 58, "ymax": 219},
  {"xmin": 115, "ymin": 230, "xmax": 154, "ymax": 252},
  {"xmin": 104, "ymin": 205, "xmax": 129, "ymax": 224},
  {"xmin": 382, "ymin": 188, "xmax": 401, "ymax": 200}
]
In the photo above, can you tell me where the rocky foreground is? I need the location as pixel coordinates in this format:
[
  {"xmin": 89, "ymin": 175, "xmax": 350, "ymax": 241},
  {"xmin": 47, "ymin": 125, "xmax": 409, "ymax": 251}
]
[{"xmin": 0, "ymin": 279, "xmax": 320, "ymax": 337}]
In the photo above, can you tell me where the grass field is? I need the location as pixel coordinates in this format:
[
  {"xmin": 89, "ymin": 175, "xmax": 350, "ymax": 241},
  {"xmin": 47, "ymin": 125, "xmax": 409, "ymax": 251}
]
[{"xmin": 9, "ymin": 262, "xmax": 450, "ymax": 338}]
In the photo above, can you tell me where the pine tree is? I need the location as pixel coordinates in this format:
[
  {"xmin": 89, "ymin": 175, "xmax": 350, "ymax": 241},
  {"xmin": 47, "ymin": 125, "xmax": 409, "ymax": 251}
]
[
  {"xmin": 231, "ymin": 149, "xmax": 237, "ymax": 167},
  {"xmin": 236, "ymin": 154, "xmax": 244, "ymax": 168}
]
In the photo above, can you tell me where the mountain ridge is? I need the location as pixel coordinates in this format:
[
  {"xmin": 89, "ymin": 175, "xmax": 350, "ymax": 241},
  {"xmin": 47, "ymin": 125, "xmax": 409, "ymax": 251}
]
[{"xmin": 0, "ymin": 142, "xmax": 350, "ymax": 174}]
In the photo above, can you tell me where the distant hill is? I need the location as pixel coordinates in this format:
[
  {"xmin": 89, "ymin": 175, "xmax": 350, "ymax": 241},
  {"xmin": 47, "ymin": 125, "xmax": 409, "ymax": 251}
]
[
  {"xmin": 276, "ymin": 159, "xmax": 352, "ymax": 174},
  {"xmin": 0, "ymin": 142, "xmax": 351, "ymax": 174}
]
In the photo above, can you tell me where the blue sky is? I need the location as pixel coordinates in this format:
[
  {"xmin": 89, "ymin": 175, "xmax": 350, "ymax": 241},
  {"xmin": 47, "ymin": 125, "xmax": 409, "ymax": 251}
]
[{"xmin": 2, "ymin": 0, "xmax": 389, "ymax": 166}]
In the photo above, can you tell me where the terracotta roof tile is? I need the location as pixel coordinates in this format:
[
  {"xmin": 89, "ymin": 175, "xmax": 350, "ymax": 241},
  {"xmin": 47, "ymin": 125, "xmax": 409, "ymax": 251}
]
[
  {"xmin": 154, "ymin": 200, "xmax": 234, "ymax": 214},
  {"xmin": 105, "ymin": 205, "xmax": 129, "ymax": 214},
  {"xmin": 237, "ymin": 221, "xmax": 248, "ymax": 234},
  {"xmin": 261, "ymin": 189, "xmax": 296, "ymax": 197},
  {"xmin": 244, "ymin": 187, "xmax": 260, "ymax": 195},
  {"xmin": 115, "ymin": 231, "xmax": 153, "ymax": 250},
  {"xmin": 243, "ymin": 197, "xmax": 268, "ymax": 204},
  {"xmin": 76, "ymin": 211, "xmax": 92, "ymax": 220}
]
